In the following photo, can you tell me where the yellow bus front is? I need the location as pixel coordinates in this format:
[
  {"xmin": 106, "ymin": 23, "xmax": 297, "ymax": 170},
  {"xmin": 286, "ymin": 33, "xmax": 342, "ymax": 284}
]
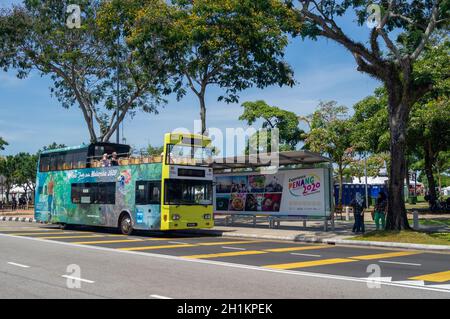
[{"xmin": 160, "ymin": 133, "xmax": 214, "ymax": 230}]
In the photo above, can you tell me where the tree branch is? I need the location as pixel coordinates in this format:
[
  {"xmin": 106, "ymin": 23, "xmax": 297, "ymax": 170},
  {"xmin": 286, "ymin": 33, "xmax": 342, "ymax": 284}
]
[{"xmin": 410, "ymin": 0, "xmax": 440, "ymax": 61}]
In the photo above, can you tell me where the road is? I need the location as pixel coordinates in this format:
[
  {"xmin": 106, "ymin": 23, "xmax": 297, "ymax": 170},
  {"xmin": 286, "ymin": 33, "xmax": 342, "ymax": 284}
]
[{"xmin": 0, "ymin": 221, "xmax": 449, "ymax": 298}]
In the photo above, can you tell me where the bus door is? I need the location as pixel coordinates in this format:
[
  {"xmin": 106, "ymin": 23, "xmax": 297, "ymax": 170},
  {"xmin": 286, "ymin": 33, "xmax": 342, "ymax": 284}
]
[{"xmin": 135, "ymin": 181, "xmax": 162, "ymax": 230}]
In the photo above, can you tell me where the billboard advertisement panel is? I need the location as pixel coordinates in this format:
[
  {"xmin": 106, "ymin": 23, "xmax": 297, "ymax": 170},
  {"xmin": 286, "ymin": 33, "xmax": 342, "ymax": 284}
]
[{"xmin": 214, "ymin": 168, "xmax": 331, "ymax": 217}]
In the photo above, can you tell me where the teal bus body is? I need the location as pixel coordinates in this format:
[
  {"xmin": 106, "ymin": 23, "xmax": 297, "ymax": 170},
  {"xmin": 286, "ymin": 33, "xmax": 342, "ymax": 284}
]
[{"xmin": 35, "ymin": 163, "xmax": 163, "ymax": 230}]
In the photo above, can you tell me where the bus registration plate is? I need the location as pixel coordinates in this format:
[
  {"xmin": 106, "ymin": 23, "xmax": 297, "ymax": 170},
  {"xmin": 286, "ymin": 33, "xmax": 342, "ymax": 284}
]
[{"xmin": 187, "ymin": 223, "xmax": 198, "ymax": 227}]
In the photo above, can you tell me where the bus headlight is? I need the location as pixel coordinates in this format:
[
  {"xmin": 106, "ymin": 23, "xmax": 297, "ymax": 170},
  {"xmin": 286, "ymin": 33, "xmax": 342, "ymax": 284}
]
[
  {"xmin": 172, "ymin": 214, "xmax": 181, "ymax": 221},
  {"xmin": 203, "ymin": 214, "xmax": 211, "ymax": 220}
]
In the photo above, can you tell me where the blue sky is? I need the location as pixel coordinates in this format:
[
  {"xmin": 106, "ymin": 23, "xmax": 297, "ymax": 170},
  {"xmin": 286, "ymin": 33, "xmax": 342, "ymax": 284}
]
[{"xmin": 0, "ymin": 0, "xmax": 381, "ymax": 155}]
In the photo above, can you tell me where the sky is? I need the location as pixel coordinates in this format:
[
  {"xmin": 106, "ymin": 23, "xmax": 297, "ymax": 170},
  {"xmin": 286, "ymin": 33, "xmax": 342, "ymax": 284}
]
[{"xmin": 0, "ymin": 0, "xmax": 381, "ymax": 156}]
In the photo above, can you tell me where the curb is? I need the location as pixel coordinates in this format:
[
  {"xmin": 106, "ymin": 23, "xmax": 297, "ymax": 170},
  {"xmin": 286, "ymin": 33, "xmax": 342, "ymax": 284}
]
[
  {"xmin": 179, "ymin": 228, "xmax": 450, "ymax": 251},
  {"xmin": 0, "ymin": 216, "xmax": 36, "ymax": 223},
  {"xmin": 323, "ymin": 238, "xmax": 450, "ymax": 252}
]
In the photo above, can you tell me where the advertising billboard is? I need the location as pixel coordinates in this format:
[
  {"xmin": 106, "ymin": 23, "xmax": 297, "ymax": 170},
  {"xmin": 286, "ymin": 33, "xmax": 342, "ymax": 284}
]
[{"xmin": 214, "ymin": 168, "xmax": 332, "ymax": 217}]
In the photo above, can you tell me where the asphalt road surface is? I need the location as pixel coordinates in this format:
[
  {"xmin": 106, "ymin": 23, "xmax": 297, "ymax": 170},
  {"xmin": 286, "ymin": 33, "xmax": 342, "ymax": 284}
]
[{"xmin": 0, "ymin": 221, "xmax": 449, "ymax": 299}]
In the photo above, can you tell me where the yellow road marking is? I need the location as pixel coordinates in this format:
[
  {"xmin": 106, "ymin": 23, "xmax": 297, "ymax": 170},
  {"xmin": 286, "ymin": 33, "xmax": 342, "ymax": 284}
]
[
  {"xmin": 183, "ymin": 250, "xmax": 267, "ymax": 259},
  {"xmin": 410, "ymin": 270, "xmax": 450, "ymax": 283},
  {"xmin": 11, "ymin": 231, "xmax": 85, "ymax": 236},
  {"xmin": 263, "ymin": 258, "xmax": 356, "ymax": 270},
  {"xmin": 198, "ymin": 240, "xmax": 265, "ymax": 246},
  {"xmin": 118, "ymin": 244, "xmax": 196, "ymax": 251},
  {"xmin": 38, "ymin": 235, "xmax": 103, "ymax": 239},
  {"xmin": 350, "ymin": 251, "xmax": 421, "ymax": 260},
  {"xmin": 264, "ymin": 245, "xmax": 329, "ymax": 253},
  {"xmin": 72, "ymin": 239, "xmax": 145, "ymax": 245}
]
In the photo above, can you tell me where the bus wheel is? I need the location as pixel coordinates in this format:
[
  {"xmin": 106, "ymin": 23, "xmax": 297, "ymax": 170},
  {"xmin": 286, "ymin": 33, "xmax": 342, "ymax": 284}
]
[{"xmin": 119, "ymin": 213, "xmax": 133, "ymax": 235}]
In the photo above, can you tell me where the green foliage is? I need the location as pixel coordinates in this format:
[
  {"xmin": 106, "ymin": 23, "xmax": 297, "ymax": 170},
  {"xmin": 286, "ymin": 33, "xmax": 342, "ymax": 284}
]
[
  {"xmin": 0, "ymin": 0, "xmax": 174, "ymax": 142},
  {"xmin": 129, "ymin": 0, "xmax": 299, "ymax": 132},
  {"xmin": 304, "ymin": 101, "xmax": 353, "ymax": 168},
  {"xmin": 344, "ymin": 153, "xmax": 389, "ymax": 182},
  {"xmin": 351, "ymin": 88, "xmax": 389, "ymax": 154},
  {"xmin": 0, "ymin": 137, "xmax": 7, "ymax": 151},
  {"xmin": 146, "ymin": 144, "xmax": 164, "ymax": 156},
  {"xmin": 40, "ymin": 143, "xmax": 67, "ymax": 153},
  {"xmin": 239, "ymin": 100, "xmax": 304, "ymax": 151},
  {"xmin": 12, "ymin": 153, "xmax": 38, "ymax": 192}
]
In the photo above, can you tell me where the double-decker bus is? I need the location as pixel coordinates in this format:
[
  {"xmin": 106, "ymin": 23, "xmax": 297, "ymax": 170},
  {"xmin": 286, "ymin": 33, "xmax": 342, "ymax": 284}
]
[{"xmin": 35, "ymin": 133, "xmax": 214, "ymax": 234}]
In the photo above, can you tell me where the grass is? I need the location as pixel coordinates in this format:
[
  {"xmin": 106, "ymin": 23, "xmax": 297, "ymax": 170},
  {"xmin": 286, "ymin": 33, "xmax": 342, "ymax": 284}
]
[
  {"xmin": 419, "ymin": 219, "xmax": 450, "ymax": 226},
  {"xmin": 350, "ymin": 230, "xmax": 450, "ymax": 246}
]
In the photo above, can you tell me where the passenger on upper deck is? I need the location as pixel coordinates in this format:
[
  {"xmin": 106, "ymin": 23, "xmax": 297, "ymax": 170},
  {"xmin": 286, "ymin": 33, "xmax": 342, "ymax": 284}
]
[
  {"xmin": 101, "ymin": 153, "xmax": 110, "ymax": 167},
  {"xmin": 110, "ymin": 152, "xmax": 119, "ymax": 166}
]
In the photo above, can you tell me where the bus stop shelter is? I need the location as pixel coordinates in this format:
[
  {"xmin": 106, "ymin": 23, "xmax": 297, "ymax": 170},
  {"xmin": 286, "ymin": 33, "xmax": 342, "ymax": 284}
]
[{"xmin": 211, "ymin": 151, "xmax": 335, "ymax": 231}]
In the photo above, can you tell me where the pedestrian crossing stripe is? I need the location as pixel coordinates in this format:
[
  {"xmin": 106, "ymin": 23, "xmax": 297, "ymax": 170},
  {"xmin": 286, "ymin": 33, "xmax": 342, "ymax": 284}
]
[
  {"xmin": 182, "ymin": 250, "xmax": 267, "ymax": 259},
  {"xmin": 11, "ymin": 231, "xmax": 87, "ymax": 236},
  {"xmin": 263, "ymin": 258, "xmax": 356, "ymax": 270},
  {"xmin": 118, "ymin": 244, "xmax": 197, "ymax": 251},
  {"xmin": 37, "ymin": 235, "xmax": 105, "ymax": 239},
  {"xmin": 197, "ymin": 240, "xmax": 265, "ymax": 246},
  {"xmin": 264, "ymin": 245, "xmax": 329, "ymax": 253},
  {"xmin": 349, "ymin": 251, "xmax": 421, "ymax": 260},
  {"xmin": 72, "ymin": 238, "xmax": 171, "ymax": 245},
  {"xmin": 410, "ymin": 270, "xmax": 450, "ymax": 283}
]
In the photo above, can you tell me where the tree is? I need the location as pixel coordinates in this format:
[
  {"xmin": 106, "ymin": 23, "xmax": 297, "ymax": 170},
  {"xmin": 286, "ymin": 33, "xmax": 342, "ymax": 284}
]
[
  {"xmin": 129, "ymin": 0, "xmax": 299, "ymax": 134},
  {"xmin": 304, "ymin": 101, "xmax": 354, "ymax": 206},
  {"xmin": 147, "ymin": 144, "xmax": 164, "ymax": 156},
  {"xmin": 351, "ymin": 88, "xmax": 390, "ymax": 155},
  {"xmin": 239, "ymin": 100, "xmax": 305, "ymax": 153},
  {"xmin": 407, "ymin": 39, "xmax": 450, "ymax": 206},
  {"xmin": 13, "ymin": 153, "xmax": 38, "ymax": 203},
  {"xmin": 0, "ymin": 137, "xmax": 7, "ymax": 151},
  {"xmin": 291, "ymin": 0, "xmax": 449, "ymax": 229},
  {"xmin": 0, "ymin": 0, "xmax": 174, "ymax": 143},
  {"xmin": 40, "ymin": 143, "xmax": 67, "ymax": 152},
  {"xmin": 345, "ymin": 153, "xmax": 388, "ymax": 183},
  {"xmin": 0, "ymin": 155, "xmax": 17, "ymax": 203}
]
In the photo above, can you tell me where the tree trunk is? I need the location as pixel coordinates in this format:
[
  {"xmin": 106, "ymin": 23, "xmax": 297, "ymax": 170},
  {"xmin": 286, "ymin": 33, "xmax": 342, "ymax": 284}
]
[
  {"xmin": 423, "ymin": 141, "xmax": 437, "ymax": 208},
  {"xmin": 385, "ymin": 83, "xmax": 411, "ymax": 230},
  {"xmin": 199, "ymin": 94, "xmax": 207, "ymax": 135},
  {"xmin": 338, "ymin": 164, "xmax": 343, "ymax": 207}
]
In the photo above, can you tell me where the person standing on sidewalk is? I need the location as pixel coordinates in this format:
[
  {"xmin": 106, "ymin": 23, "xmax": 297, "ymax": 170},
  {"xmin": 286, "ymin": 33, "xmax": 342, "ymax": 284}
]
[
  {"xmin": 374, "ymin": 192, "xmax": 387, "ymax": 230},
  {"xmin": 351, "ymin": 192, "xmax": 365, "ymax": 233}
]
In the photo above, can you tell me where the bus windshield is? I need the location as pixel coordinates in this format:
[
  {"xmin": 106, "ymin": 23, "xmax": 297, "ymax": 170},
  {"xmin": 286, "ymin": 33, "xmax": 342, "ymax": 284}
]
[
  {"xmin": 166, "ymin": 144, "xmax": 212, "ymax": 166},
  {"xmin": 164, "ymin": 180, "xmax": 212, "ymax": 206}
]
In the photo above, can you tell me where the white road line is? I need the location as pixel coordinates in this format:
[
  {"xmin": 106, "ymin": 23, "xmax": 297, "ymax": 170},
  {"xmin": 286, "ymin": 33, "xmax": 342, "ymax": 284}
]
[
  {"xmin": 61, "ymin": 275, "xmax": 95, "ymax": 284},
  {"xmin": 7, "ymin": 262, "xmax": 30, "ymax": 268},
  {"xmin": 290, "ymin": 253, "xmax": 322, "ymax": 257},
  {"xmin": 379, "ymin": 260, "xmax": 422, "ymax": 266},
  {"xmin": 222, "ymin": 246, "xmax": 246, "ymax": 251},
  {"xmin": 150, "ymin": 294, "xmax": 172, "ymax": 299},
  {"xmin": 168, "ymin": 241, "xmax": 189, "ymax": 245},
  {"xmin": 2, "ymin": 232, "xmax": 449, "ymax": 295}
]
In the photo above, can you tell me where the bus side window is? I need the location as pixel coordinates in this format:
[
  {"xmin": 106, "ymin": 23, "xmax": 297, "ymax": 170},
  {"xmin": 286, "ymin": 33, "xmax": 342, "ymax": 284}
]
[
  {"xmin": 136, "ymin": 181, "xmax": 160, "ymax": 205},
  {"xmin": 39, "ymin": 155, "xmax": 50, "ymax": 172},
  {"xmin": 150, "ymin": 183, "xmax": 161, "ymax": 204}
]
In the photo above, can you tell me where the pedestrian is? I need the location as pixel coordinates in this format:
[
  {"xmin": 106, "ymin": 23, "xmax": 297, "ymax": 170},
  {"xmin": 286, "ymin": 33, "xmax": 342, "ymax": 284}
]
[
  {"xmin": 110, "ymin": 152, "xmax": 119, "ymax": 167},
  {"xmin": 351, "ymin": 192, "xmax": 365, "ymax": 234},
  {"xmin": 12, "ymin": 196, "xmax": 17, "ymax": 211},
  {"xmin": 101, "ymin": 153, "xmax": 110, "ymax": 167},
  {"xmin": 374, "ymin": 192, "xmax": 387, "ymax": 230}
]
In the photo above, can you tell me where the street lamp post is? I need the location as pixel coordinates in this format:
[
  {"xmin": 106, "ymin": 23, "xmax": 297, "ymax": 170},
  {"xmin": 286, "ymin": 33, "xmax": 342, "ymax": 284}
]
[{"xmin": 364, "ymin": 154, "xmax": 369, "ymax": 209}]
